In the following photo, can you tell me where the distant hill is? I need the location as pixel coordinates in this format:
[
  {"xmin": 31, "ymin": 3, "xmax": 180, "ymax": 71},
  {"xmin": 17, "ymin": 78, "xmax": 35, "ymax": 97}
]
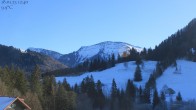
[{"xmin": 0, "ymin": 44, "xmax": 67, "ymax": 73}]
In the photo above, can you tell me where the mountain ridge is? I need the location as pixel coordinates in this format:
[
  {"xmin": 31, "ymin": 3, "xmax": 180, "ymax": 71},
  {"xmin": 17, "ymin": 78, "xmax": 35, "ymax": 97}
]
[
  {"xmin": 29, "ymin": 41, "xmax": 142, "ymax": 67},
  {"xmin": 0, "ymin": 44, "xmax": 67, "ymax": 73},
  {"xmin": 28, "ymin": 47, "xmax": 63, "ymax": 60}
]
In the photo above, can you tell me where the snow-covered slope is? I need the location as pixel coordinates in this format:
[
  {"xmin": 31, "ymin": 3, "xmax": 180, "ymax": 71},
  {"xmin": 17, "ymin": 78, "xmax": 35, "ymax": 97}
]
[
  {"xmin": 56, "ymin": 61, "xmax": 156, "ymax": 95},
  {"xmin": 157, "ymin": 60, "xmax": 196, "ymax": 100},
  {"xmin": 56, "ymin": 60, "xmax": 196, "ymax": 100},
  {"xmin": 28, "ymin": 47, "xmax": 63, "ymax": 60},
  {"xmin": 59, "ymin": 41, "xmax": 142, "ymax": 67}
]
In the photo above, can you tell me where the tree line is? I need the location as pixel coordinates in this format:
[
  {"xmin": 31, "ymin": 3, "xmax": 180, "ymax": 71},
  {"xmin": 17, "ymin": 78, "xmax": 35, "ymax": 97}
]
[
  {"xmin": 72, "ymin": 74, "xmax": 184, "ymax": 110},
  {"xmin": 0, "ymin": 65, "xmax": 76, "ymax": 110}
]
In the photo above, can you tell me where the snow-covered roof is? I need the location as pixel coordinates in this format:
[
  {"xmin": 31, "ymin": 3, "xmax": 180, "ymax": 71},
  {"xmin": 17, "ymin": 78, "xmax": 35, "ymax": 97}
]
[
  {"xmin": 0, "ymin": 97, "xmax": 15, "ymax": 110},
  {"xmin": 0, "ymin": 96, "xmax": 31, "ymax": 110}
]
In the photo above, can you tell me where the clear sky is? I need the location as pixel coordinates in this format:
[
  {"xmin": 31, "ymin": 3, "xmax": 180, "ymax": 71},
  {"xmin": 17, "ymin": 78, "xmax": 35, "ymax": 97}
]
[{"xmin": 0, "ymin": 0, "xmax": 196, "ymax": 54}]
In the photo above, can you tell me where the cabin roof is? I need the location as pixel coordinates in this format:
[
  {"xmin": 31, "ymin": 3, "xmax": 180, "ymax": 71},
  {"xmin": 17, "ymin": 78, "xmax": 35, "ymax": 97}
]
[
  {"xmin": 0, "ymin": 97, "xmax": 15, "ymax": 110},
  {"xmin": 0, "ymin": 96, "xmax": 31, "ymax": 110}
]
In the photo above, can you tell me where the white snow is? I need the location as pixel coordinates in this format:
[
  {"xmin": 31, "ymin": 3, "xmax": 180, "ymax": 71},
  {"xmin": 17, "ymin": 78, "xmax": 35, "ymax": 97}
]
[
  {"xmin": 20, "ymin": 49, "xmax": 27, "ymax": 53},
  {"xmin": 77, "ymin": 41, "xmax": 142, "ymax": 63},
  {"xmin": 56, "ymin": 59, "xmax": 196, "ymax": 100},
  {"xmin": 56, "ymin": 61, "xmax": 156, "ymax": 95},
  {"xmin": 0, "ymin": 97, "xmax": 15, "ymax": 110},
  {"xmin": 28, "ymin": 47, "xmax": 63, "ymax": 59},
  {"xmin": 157, "ymin": 60, "xmax": 196, "ymax": 101}
]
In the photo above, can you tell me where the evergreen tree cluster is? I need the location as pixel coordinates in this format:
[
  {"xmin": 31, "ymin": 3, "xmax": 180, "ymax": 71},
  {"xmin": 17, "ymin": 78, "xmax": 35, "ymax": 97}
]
[
  {"xmin": 81, "ymin": 54, "xmax": 116, "ymax": 72},
  {"xmin": 117, "ymin": 48, "xmax": 142, "ymax": 65},
  {"xmin": 148, "ymin": 19, "xmax": 196, "ymax": 68},
  {"xmin": 48, "ymin": 54, "xmax": 117, "ymax": 77},
  {"xmin": 0, "ymin": 65, "xmax": 76, "ymax": 110},
  {"xmin": 73, "ymin": 75, "xmax": 106, "ymax": 110}
]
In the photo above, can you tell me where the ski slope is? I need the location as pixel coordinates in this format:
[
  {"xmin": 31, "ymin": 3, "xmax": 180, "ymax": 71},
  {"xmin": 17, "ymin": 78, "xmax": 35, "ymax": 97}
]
[
  {"xmin": 157, "ymin": 60, "xmax": 196, "ymax": 100},
  {"xmin": 56, "ymin": 61, "xmax": 156, "ymax": 95},
  {"xmin": 56, "ymin": 60, "xmax": 196, "ymax": 100}
]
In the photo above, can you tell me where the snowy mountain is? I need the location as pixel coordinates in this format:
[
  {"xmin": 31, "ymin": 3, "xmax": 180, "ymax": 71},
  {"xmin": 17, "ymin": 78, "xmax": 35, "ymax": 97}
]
[
  {"xmin": 28, "ymin": 47, "xmax": 63, "ymax": 60},
  {"xmin": 28, "ymin": 41, "xmax": 142, "ymax": 67},
  {"xmin": 56, "ymin": 60, "xmax": 196, "ymax": 100},
  {"xmin": 59, "ymin": 41, "xmax": 142, "ymax": 67}
]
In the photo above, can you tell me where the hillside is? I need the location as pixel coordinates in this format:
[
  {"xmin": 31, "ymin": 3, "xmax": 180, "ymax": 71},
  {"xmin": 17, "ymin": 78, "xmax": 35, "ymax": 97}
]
[
  {"xmin": 56, "ymin": 60, "xmax": 196, "ymax": 100},
  {"xmin": 152, "ymin": 18, "xmax": 196, "ymax": 62},
  {"xmin": 0, "ymin": 44, "xmax": 67, "ymax": 73},
  {"xmin": 157, "ymin": 60, "xmax": 196, "ymax": 100},
  {"xmin": 56, "ymin": 61, "xmax": 157, "ymax": 95}
]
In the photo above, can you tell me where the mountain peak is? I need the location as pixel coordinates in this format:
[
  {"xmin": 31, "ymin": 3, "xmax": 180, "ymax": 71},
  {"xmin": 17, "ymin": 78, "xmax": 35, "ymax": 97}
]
[
  {"xmin": 79, "ymin": 41, "xmax": 141, "ymax": 51},
  {"xmin": 28, "ymin": 47, "xmax": 63, "ymax": 60},
  {"xmin": 59, "ymin": 41, "xmax": 142, "ymax": 67}
]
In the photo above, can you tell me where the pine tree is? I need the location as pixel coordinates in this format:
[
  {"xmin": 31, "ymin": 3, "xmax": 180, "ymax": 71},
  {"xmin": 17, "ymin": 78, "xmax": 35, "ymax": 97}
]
[
  {"xmin": 129, "ymin": 48, "xmax": 138, "ymax": 61},
  {"xmin": 119, "ymin": 89, "xmax": 125, "ymax": 110},
  {"xmin": 126, "ymin": 79, "xmax": 136, "ymax": 98},
  {"xmin": 56, "ymin": 83, "xmax": 68, "ymax": 110},
  {"xmin": 155, "ymin": 62, "xmax": 163, "ymax": 78},
  {"xmin": 42, "ymin": 76, "xmax": 57, "ymax": 110},
  {"xmin": 176, "ymin": 92, "xmax": 182, "ymax": 101},
  {"xmin": 31, "ymin": 65, "xmax": 42, "ymax": 97},
  {"xmin": 110, "ymin": 79, "xmax": 118, "ymax": 110},
  {"xmin": 62, "ymin": 78, "xmax": 71, "ymax": 91},
  {"xmin": 15, "ymin": 68, "xmax": 28, "ymax": 94},
  {"xmin": 111, "ymin": 53, "xmax": 115, "ymax": 67},
  {"xmin": 117, "ymin": 54, "xmax": 122, "ymax": 63},
  {"xmin": 160, "ymin": 91, "xmax": 165, "ymax": 101},
  {"xmin": 2, "ymin": 66, "xmax": 13, "ymax": 91},
  {"xmin": 87, "ymin": 75, "xmax": 96, "ymax": 98},
  {"xmin": 80, "ymin": 80, "xmax": 86, "ymax": 93},
  {"xmin": 124, "ymin": 79, "xmax": 135, "ymax": 110},
  {"xmin": 138, "ymin": 85, "xmax": 143, "ymax": 103},
  {"xmin": 134, "ymin": 65, "xmax": 142, "ymax": 81},
  {"xmin": 111, "ymin": 78, "xmax": 118, "ymax": 98},
  {"xmin": 141, "ymin": 48, "xmax": 147, "ymax": 59},
  {"xmin": 143, "ymin": 86, "xmax": 151, "ymax": 103},
  {"xmin": 67, "ymin": 91, "xmax": 76, "ymax": 110},
  {"xmin": 146, "ymin": 74, "xmax": 156, "ymax": 89},
  {"xmin": 94, "ymin": 80, "xmax": 105, "ymax": 109},
  {"xmin": 24, "ymin": 92, "xmax": 43, "ymax": 110},
  {"xmin": 74, "ymin": 83, "xmax": 79, "ymax": 94},
  {"xmin": 153, "ymin": 88, "xmax": 160, "ymax": 109},
  {"xmin": 136, "ymin": 56, "xmax": 142, "ymax": 65}
]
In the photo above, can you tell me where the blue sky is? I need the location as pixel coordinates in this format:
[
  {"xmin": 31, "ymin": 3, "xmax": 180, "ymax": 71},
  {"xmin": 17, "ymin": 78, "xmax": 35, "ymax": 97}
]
[{"xmin": 0, "ymin": 0, "xmax": 196, "ymax": 54}]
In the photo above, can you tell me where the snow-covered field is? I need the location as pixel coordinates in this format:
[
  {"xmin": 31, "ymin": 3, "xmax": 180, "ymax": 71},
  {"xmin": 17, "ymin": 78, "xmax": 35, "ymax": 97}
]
[
  {"xmin": 56, "ymin": 61, "xmax": 157, "ymax": 95},
  {"xmin": 56, "ymin": 60, "xmax": 196, "ymax": 100},
  {"xmin": 157, "ymin": 60, "xmax": 196, "ymax": 100}
]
